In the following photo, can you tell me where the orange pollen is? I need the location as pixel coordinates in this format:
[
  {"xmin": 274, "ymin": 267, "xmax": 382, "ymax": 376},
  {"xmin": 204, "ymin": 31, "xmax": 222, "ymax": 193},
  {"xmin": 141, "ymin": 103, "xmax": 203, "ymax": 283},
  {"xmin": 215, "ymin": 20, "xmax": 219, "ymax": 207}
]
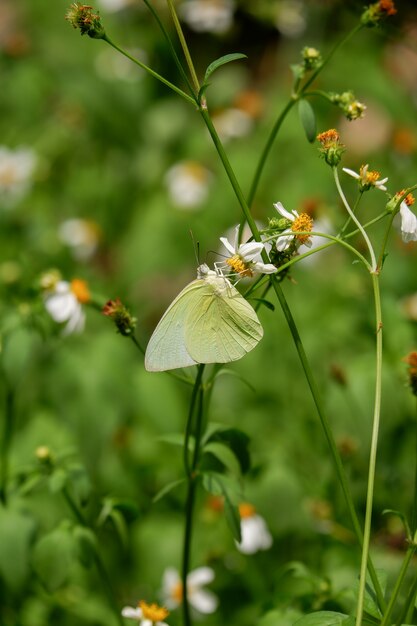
[
  {"xmin": 70, "ymin": 278, "xmax": 90, "ymax": 303},
  {"xmin": 239, "ymin": 502, "xmax": 256, "ymax": 519},
  {"xmin": 360, "ymin": 165, "xmax": 380, "ymax": 184},
  {"xmin": 398, "ymin": 190, "xmax": 415, "ymax": 207},
  {"xmin": 291, "ymin": 213, "xmax": 313, "ymax": 243},
  {"xmin": 317, "ymin": 129, "xmax": 339, "ymax": 147},
  {"xmin": 171, "ymin": 581, "xmax": 184, "ymax": 603},
  {"xmin": 226, "ymin": 255, "xmax": 253, "ymax": 277},
  {"xmin": 404, "ymin": 352, "xmax": 417, "ymax": 375},
  {"xmin": 379, "ymin": 0, "xmax": 397, "ymax": 15},
  {"xmin": 139, "ymin": 601, "xmax": 169, "ymax": 623}
]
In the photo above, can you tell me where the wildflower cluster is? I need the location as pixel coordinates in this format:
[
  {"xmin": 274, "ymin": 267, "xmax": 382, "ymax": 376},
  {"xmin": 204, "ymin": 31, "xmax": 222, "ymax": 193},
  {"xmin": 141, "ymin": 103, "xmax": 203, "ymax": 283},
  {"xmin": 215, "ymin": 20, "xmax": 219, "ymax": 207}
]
[
  {"xmin": 65, "ymin": 2, "xmax": 105, "ymax": 39},
  {"xmin": 329, "ymin": 91, "xmax": 367, "ymax": 121},
  {"xmin": 291, "ymin": 46, "xmax": 322, "ymax": 81},
  {"xmin": 41, "ymin": 270, "xmax": 90, "ymax": 335},
  {"xmin": 361, "ymin": 0, "xmax": 397, "ymax": 27}
]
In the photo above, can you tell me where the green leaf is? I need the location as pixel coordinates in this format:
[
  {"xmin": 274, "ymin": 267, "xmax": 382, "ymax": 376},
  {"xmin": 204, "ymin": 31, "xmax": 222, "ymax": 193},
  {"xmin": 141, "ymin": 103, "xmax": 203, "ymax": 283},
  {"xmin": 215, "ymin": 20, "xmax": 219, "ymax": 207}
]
[
  {"xmin": 73, "ymin": 525, "xmax": 96, "ymax": 568},
  {"xmin": 250, "ymin": 298, "xmax": 275, "ymax": 311},
  {"xmin": 32, "ymin": 524, "xmax": 75, "ymax": 592},
  {"xmin": 109, "ymin": 509, "xmax": 128, "ymax": 549},
  {"xmin": 203, "ymin": 441, "xmax": 241, "ymax": 477},
  {"xmin": 293, "ymin": 611, "xmax": 349, "ymax": 626},
  {"xmin": 204, "ymin": 53, "xmax": 248, "ymax": 83},
  {"xmin": 206, "ymin": 428, "xmax": 251, "ymax": 475},
  {"xmin": 257, "ymin": 608, "xmax": 303, "ymax": 626},
  {"xmin": 0, "ymin": 507, "xmax": 36, "ymax": 591},
  {"xmin": 213, "ymin": 369, "xmax": 256, "ymax": 393},
  {"xmin": 353, "ymin": 569, "xmax": 386, "ymax": 619},
  {"xmin": 298, "ymin": 99, "xmax": 316, "ymax": 143},
  {"xmin": 153, "ymin": 478, "xmax": 186, "ymax": 503},
  {"xmin": 158, "ymin": 433, "xmax": 194, "ymax": 451}
]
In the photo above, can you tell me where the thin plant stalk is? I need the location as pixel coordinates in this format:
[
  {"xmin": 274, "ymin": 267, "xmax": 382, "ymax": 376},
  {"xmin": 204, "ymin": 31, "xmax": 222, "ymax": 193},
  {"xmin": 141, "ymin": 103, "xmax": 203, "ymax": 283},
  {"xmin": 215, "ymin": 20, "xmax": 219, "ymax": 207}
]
[
  {"xmin": 355, "ymin": 273, "xmax": 383, "ymax": 626},
  {"xmin": 0, "ymin": 383, "xmax": 14, "ymax": 506},
  {"xmin": 165, "ymin": 0, "xmax": 200, "ymax": 95},
  {"xmin": 182, "ymin": 364, "xmax": 205, "ymax": 626},
  {"xmin": 402, "ymin": 570, "xmax": 417, "ymax": 625},
  {"xmin": 380, "ymin": 545, "xmax": 416, "ymax": 626},
  {"xmin": 62, "ymin": 486, "xmax": 124, "ymax": 626},
  {"xmin": 412, "ymin": 398, "xmax": 417, "ymax": 535}
]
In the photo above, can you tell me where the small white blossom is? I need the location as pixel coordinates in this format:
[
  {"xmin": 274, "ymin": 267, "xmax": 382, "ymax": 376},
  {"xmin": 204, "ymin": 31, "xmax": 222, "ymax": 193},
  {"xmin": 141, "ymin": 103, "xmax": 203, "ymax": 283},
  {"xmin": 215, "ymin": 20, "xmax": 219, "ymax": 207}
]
[
  {"xmin": 237, "ymin": 503, "xmax": 273, "ymax": 555},
  {"xmin": 212, "ymin": 108, "xmax": 253, "ymax": 143},
  {"xmin": 179, "ymin": 0, "xmax": 235, "ymax": 34},
  {"xmin": 220, "ymin": 226, "xmax": 277, "ymax": 277},
  {"xmin": 161, "ymin": 567, "xmax": 218, "ymax": 614},
  {"xmin": 0, "ymin": 146, "xmax": 37, "ymax": 206},
  {"xmin": 399, "ymin": 201, "xmax": 417, "ymax": 243},
  {"xmin": 165, "ymin": 161, "xmax": 211, "ymax": 210},
  {"xmin": 342, "ymin": 164, "xmax": 388, "ymax": 191},
  {"xmin": 98, "ymin": 0, "xmax": 134, "ymax": 11},
  {"xmin": 273, "ymin": 201, "xmax": 313, "ymax": 252},
  {"xmin": 58, "ymin": 218, "xmax": 101, "ymax": 261},
  {"xmin": 43, "ymin": 277, "xmax": 89, "ymax": 335},
  {"xmin": 122, "ymin": 601, "xmax": 169, "ymax": 625}
]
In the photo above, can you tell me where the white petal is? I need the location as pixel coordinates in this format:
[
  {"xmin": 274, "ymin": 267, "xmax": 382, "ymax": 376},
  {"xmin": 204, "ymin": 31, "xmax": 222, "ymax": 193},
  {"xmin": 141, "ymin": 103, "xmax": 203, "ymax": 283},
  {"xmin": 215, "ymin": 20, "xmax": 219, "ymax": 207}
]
[
  {"xmin": 238, "ymin": 241, "xmax": 264, "ymax": 261},
  {"xmin": 44, "ymin": 292, "xmax": 78, "ymax": 323},
  {"xmin": 275, "ymin": 230, "xmax": 292, "ymax": 252},
  {"xmin": 273, "ymin": 201, "xmax": 295, "ymax": 221},
  {"xmin": 62, "ymin": 306, "xmax": 85, "ymax": 336},
  {"xmin": 121, "ymin": 606, "xmax": 142, "ymax": 620},
  {"xmin": 342, "ymin": 167, "xmax": 360, "ymax": 180},
  {"xmin": 400, "ymin": 202, "xmax": 417, "ymax": 242},
  {"xmin": 219, "ymin": 236, "xmax": 236, "ymax": 256},
  {"xmin": 237, "ymin": 515, "xmax": 273, "ymax": 554},
  {"xmin": 188, "ymin": 566, "xmax": 215, "ymax": 586},
  {"xmin": 253, "ymin": 261, "xmax": 277, "ymax": 274},
  {"xmin": 190, "ymin": 589, "xmax": 218, "ymax": 614}
]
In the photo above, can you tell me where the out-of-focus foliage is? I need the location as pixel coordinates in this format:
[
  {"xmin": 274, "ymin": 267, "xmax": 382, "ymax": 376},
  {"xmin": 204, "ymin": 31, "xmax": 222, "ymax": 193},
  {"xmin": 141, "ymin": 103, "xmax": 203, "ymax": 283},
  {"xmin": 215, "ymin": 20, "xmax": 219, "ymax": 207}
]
[{"xmin": 1, "ymin": 0, "xmax": 417, "ymax": 624}]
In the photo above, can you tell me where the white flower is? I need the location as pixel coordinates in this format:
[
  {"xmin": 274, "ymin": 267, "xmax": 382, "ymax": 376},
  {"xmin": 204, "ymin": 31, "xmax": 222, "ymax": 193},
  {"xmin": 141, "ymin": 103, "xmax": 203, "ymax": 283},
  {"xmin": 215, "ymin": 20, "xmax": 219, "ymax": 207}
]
[
  {"xmin": 275, "ymin": 0, "xmax": 306, "ymax": 38},
  {"xmin": 98, "ymin": 0, "xmax": 134, "ymax": 12},
  {"xmin": 399, "ymin": 200, "xmax": 417, "ymax": 243},
  {"xmin": 43, "ymin": 276, "xmax": 90, "ymax": 335},
  {"xmin": 212, "ymin": 108, "xmax": 253, "ymax": 143},
  {"xmin": 122, "ymin": 600, "xmax": 169, "ymax": 625},
  {"xmin": 0, "ymin": 146, "xmax": 37, "ymax": 206},
  {"xmin": 342, "ymin": 164, "xmax": 388, "ymax": 191},
  {"xmin": 237, "ymin": 503, "xmax": 273, "ymax": 555},
  {"xmin": 58, "ymin": 218, "xmax": 101, "ymax": 261},
  {"xmin": 273, "ymin": 201, "xmax": 313, "ymax": 252},
  {"xmin": 179, "ymin": 0, "xmax": 235, "ymax": 34},
  {"xmin": 220, "ymin": 226, "xmax": 277, "ymax": 277},
  {"xmin": 165, "ymin": 161, "xmax": 211, "ymax": 210},
  {"xmin": 161, "ymin": 567, "xmax": 218, "ymax": 614}
]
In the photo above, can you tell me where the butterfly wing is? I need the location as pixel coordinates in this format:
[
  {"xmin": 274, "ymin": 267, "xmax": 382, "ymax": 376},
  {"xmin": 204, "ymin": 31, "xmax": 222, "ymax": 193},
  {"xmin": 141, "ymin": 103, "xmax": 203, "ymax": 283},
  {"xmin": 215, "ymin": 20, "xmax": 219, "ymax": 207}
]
[
  {"xmin": 185, "ymin": 277, "xmax": 263, "ymax": 364},
  {"xmin": 145, "ymin": 280, "xmax": 205, "ymax": 372}
]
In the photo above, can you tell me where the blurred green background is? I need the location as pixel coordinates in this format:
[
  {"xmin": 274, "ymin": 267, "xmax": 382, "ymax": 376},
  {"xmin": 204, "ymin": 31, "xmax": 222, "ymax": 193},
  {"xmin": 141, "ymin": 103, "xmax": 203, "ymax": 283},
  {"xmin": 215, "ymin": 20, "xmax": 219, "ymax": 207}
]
[{"xmin": 1, "ymin": 0, "xmax": 417, "ymax": 624}]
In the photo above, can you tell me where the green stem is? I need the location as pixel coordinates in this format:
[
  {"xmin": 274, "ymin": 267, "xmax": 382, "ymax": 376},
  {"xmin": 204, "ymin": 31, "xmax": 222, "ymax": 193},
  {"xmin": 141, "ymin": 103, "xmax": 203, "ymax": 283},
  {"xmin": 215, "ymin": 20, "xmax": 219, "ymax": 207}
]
[
  {"xmin": 355, "ymin": 273, "xmax": 383, "ymax": 626},
  {"xmin": 183, "ymin": 365, "xmax": 205, "ymax": 478},
  {"xmin": 141, "ymin": 0, "xmax": 197, "ymax": 99},
  {"xmin": 411, "ymin": 398, "xmax": 417, "ymax": 535},
  {"xmin": 338, "ymin": 191, "xmax": 364, "ymax": 238},
  {"xmin": 62, "ymin": 487, "xmax": 124, "ymax": 626},
  {"xmin": 165, "ymin": 0, "xmax": 200, "ymax": 95},
  {"xmin": 102, "ymin": 35, "xmax": 196, "ymax": 105},
  {"xmin": 271, "ymin": 278, "xmax": 386, "ymax": 612},
  {"xmin": 381, "ymin": 545, "xmax": 416, "ymax": 626},
  {"xmin": 334, "ymin": 167, "xmax": 377, "ymax": 272},
  {"xmin": 402, "ymin": 570, "xmax": 417, "ymax": 625},
  {"xmin": 247, "ymin": 98, "xmax": 297, "ymax": 208},
  {"xmin": 182, "ymin": 364, "xmax": 205, "ymax": 626},
  {"xmin": 377, "ymin": 211, "xmax": 396, "ymax": 271},
  {"xmin": 0, "ymin": 384, "xmax": 14, "ymax": 506}
]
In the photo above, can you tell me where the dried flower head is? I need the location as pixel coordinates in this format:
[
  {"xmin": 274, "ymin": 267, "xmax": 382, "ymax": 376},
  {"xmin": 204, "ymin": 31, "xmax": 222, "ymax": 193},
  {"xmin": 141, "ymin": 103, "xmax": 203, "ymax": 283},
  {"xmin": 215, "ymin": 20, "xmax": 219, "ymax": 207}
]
[
  {"xmin": 317, "ymin": 129, "xmax": 345, "ymax": 167},
  {"xmin": 102, "ymin": 298, "xmax": 137, "ymax": 336},
  {"xmin": 66, "ymin": 3, "xmax": 105, "ymax": 38},
  {"xmin": 361, "ymin": 0, "xmax": 397, "ymax": 27}
]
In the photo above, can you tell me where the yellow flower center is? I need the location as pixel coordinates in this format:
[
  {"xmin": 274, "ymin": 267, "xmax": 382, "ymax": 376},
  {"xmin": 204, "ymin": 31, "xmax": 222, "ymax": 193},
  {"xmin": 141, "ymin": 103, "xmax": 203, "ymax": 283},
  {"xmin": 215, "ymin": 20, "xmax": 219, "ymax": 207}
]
[
  {"xmin": 139, "ymin": 601, "xmax": 169, "ymax": 623},
  {"xmin": 70, "ymin": 278, "xmax": 90, "ymax": 303},
  {"xmin": 360, "ymin": 165, "xmax": 380, "ymax": 185},
  {"xmin": 226, "ymin": 255, "xmax": 253, "ymax": 277},
  {"xmin": 291, "ymin": 213, "xmax": 313, "ymax": 244},
  {"xmin": 239, "ymin": 502, "xmax": 256, "ymax": 519},
  {"xmin": 184, "ymin": 161, "xmax": 208, "ymax": 182},
  {"xmin": 171, "ymin": 581, "xmax": 184, "ymax": 603}
]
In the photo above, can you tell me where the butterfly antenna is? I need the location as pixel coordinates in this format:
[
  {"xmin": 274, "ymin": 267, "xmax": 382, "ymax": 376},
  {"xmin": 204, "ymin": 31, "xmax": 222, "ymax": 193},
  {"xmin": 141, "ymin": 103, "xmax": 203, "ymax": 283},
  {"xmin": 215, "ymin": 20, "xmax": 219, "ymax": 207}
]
[{"xmin": 189, "ymin": 230, "xmax": 200, "ymax": 265}]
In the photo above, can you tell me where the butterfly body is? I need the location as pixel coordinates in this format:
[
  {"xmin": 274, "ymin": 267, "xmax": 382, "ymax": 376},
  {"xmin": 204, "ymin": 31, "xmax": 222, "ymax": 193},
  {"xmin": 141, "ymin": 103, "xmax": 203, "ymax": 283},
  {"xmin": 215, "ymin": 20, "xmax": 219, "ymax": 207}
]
[{"xmin": 145, "ymin": 264, "xmax": 263, "ymax": 372}]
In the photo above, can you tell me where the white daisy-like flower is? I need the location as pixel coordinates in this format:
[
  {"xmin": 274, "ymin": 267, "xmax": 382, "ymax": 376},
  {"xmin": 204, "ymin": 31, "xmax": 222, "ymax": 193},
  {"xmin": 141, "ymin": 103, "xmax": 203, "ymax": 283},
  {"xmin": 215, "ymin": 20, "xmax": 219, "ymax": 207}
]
[
  {"xmin": 165, "ymin": 161, "xmax": 211, "ymax": 210},
  {"xmin": 237, "ymin": 503, "xmax": 273, "ymax": 555},
  {"xmin": 0, "ymin": 146, "xmax": 37, "ymax": 206},
  {"xmin": 161, "ymin": 567, "xmax": 218, "ymax": 614},
  {"xmin": 220, "ymin": 226, "xmax": 277, "ymax": 277},
  {"xmin": 399, "ymin": 200, "xmax": 417, "ymax": 243},
  {"xmin": 342, "ymin": 164, "xmax": 388, "ymax": 192},
  {"xmin": 42, "ymin": 273, "xmax": 90, "ymax": 335},
  {"xmin": 122, "ymin": 600, "xmax": 169, "ymax": 625},
  {"xmin": 273, "ymin": 202, "xmax": 313, "ymax": 252},
  {"xmin": 58, "ymin": 218, "xmax": 101, "ymax": 261},
  {"xmin": 179, "ymin": 0, "xmax": 235, "ymax": 34}
]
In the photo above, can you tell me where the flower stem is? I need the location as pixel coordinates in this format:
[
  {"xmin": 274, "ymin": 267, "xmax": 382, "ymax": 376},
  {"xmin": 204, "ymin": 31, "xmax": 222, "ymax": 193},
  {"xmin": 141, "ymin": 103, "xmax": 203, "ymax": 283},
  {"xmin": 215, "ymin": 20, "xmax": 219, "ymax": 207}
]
[
  {"xmin": 0, "ymin": 383, "xmax": 14, "ymax": 506},
  {"xmin": 182, "ymin": 364, "xmax": 205, "ymax": 626},
  {"xmin": 62, "ymin": 487, "xmax": 124, "ymax": 626},
  {"xmin": 402, "ymin": 570, "xmax": 417, "ymax": 625},
  {"xmin": 334, "ymin": 167, "xmax": 378, "ymax": 272},
  {"xmin": 165, "ymin": 0, "xmax": 200, "ymax": 95},
  {"xmin": 271, "ymin": 278, "xmax": 386, "ymax": 612},
  {"xmin": 411, "ymin": 398, "xmax": 417, "ymax": 535},
  {"xmin": 102, "ymin": 35, "xmax": 196, "ymax": 105},
  {"xmin": 355, "ymin": 273, "xmax": 383, "ymax": 626}
]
